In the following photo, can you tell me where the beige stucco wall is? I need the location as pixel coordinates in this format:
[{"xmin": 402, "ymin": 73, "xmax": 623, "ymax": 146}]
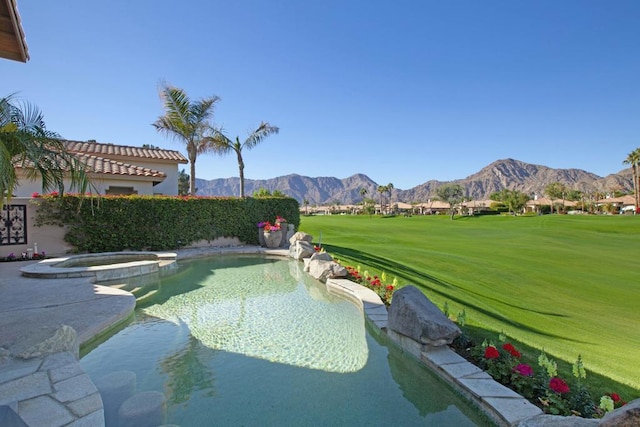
[
  {"xmin": 1, "ymin": 197, "xmax": 73, "ymax": 258},
  {"xmin": 13, "ymin": 175, "xmax": 157, "ymax": 197},
  {"xmin": 132, "ymin": 160, "xmax": 180, "ymax": 196}
]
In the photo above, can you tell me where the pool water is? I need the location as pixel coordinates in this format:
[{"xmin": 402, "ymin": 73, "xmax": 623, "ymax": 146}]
[{"xmin": 81, "ymin": 256, "xmax": 492, "ymax": 426}]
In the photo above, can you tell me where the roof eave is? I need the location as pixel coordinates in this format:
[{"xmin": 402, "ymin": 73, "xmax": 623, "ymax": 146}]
[{"xmin": 1, "ymin": 0, "xmax": 29, "ymax": 62}]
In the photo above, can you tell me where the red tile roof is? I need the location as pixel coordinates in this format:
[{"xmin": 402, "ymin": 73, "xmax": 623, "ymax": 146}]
[
  {"xmin": 14, "ymin": 154, "xmax": 166, "ymax": 180},
  {"xmin": 77, "ymin": 154, "xmax": 166, "ymax": 178},
  {"xmin": 64, "ymin": 140, "xmax": 188, "ymax": 163}
]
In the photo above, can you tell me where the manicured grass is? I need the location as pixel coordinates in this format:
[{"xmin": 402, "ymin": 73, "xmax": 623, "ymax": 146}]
[{"xmin": 300, "ymin": 214, "xmax": 640, "ymax": 399}]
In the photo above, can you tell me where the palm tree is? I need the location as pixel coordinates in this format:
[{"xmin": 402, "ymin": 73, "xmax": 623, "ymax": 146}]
[
  {"xmin": 386, "ymin": 183, "xmax": 394, "ymax": 213},
  {"xmin": 1, "ymin": 94, "xmax": 91, "ymax": 208},
  {"xmin": 359, "ymin": 187, "xmax": 368, "ymax": 212},
  {"xmin": 377, "ymin": 185, "xmax": 386, "ymax": 214},
  {"xmin": 359, "ymin": 187, "xmax": 368, "ymax": 201},
  {"xmin": 153, "ymin": 84, "xmax": 221, "ymax": 195},
  {"xmin": 623, "ymin": 148, "xmax": 640, "ymax": 210},
  {"xmin": 212, "ymin": 122, "xmax": 279, "ymax": 198}
]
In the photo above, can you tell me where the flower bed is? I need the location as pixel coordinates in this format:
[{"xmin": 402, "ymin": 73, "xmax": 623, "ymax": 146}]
[
  {"xmin": 452, "ymin": 331, "xmax": 628, "ymax": 419},
  {"xmin": 342, "ymin": 264, "xmax": 395, "ymax": 305}
]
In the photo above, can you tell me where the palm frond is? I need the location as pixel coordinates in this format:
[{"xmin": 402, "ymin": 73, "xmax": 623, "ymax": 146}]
[{"xmin": 242, "ymin": 122, "xmax": 279, "ymax": 150}]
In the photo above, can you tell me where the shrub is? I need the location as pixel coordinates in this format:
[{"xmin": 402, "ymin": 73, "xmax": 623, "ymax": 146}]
[{"xmin": 34, "ymin": 194, "xmax": 299, "ymax": 252}]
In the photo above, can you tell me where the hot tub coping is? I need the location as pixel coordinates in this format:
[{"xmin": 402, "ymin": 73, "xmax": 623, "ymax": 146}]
[{"xmin": 20, "ymin": 251, "xmax": 177, "ymax": 281}]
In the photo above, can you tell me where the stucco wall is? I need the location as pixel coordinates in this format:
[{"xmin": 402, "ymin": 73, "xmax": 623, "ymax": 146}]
[
  {"xmin": 1, "ymin": 197, "xmax": 73, "ymax": 258},
  {"xmin": 131, "ymin": 160, "xmax": 180, "ymax": 196},
  {"xmin": 14, "ymin": 176, "xmax": 157, "ymax": 197}
]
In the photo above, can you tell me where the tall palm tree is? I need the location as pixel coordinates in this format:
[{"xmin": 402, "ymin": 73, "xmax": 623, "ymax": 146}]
[
  {"xmin": 623, "ymin": 148, "xmax": 640, "ymax": 210},
  {"xmin": 386, "ymin": 182, "xmax": 394, "ymax": 213},
  {"xmin": 377, "ymin": 185, "xmax": 387, "ymax": 214},
  {"xmin": 212, "ymin": 122, "xmax": 279, "ymax": 198},
  {"xmin": 1, "ymin": 94, "xmax": 91, "ymax": 208},
  {"xmin": 153, "ymin": 84, "xmax": 221, "ymax": 195}
]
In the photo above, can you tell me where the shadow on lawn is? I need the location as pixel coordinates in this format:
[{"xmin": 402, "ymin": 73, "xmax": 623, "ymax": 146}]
[{"xmin": 324, "ymin": 244, "xmax": 590, "ymax": 344}]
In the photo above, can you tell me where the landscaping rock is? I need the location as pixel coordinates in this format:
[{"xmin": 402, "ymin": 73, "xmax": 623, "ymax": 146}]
[
  {"xmin": 289, "ymin": 240, "xmax": 315, "ymax": 260},
  {"xmin": 304, "ymin": 252, "xmax": 333, "ymax": 271},
  {"xmin": 289, "ymin": 231, "xmax": 313, "ymax": 245},
  {"xmin": 387, "ymin": 285, "xmax": 460, "ymax": 346},
  {"xmin": 307, "ymin": 260, "xmax": 348, "ymax": 282},
  {"xmin": 310, "ymin": 251, "xmax": 333, "ymax": 262},
  {"xmin": 600, "ymin": 398, "xmax": 640, "ymax": 427},
  {"xmin": 15, "ymin": 325, "xmax": 79, "ymax": 360},
  {"xmin": 517, "ymin": 414, "xmax": 597, "ymax": 426}
]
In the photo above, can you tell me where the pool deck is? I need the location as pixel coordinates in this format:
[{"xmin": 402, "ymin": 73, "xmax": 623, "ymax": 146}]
[{"xmin": 0, "ymin": 246, "xmax": 545, "ymax": 427}]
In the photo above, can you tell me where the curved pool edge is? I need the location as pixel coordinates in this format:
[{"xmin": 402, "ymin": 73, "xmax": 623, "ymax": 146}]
[{"xmin": 20, "ymin": 251, "xmax": 178, "ymax": 281}]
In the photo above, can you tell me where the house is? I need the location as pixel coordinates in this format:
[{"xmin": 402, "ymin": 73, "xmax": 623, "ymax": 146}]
[
  {"xmin": 13, "ymin": 140, "xmax": 188, "ymax": 196},
  {"xmin": 0, "ymin": 0, "xmax": 29, "ymax": 62},
  {"xmin": 596, "ymin": 195, "xmax": 636, "ymax": 213},
  {"xmin": 461, "ymin": 200, "xmax": 494, "ymax": 215}
]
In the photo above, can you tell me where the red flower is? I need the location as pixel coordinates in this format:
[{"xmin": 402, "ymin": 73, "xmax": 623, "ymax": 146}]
[
  {"xmin": 514, "ymin": 363, "xmax": 534, "ymax": 377},
  {"xmin": 502, "ymin": 343, "xmax": 521, "ymax": 358},
  {"xmin": 386, "ymin": 285, "xmax": 394, "ymax": 291},
  {"xmin": 484, "ymin": 346, "xmax": 500, "ymax": 359},
  {"xmin": 610, "ymin": 393, "xmax": 621, "ymax": 402},
  {"xmin": 549, "ymin": 377, "xmax": 570, "ymax": 394},
  {"xmin": 31, "ymin": 192, "xmax": 40, "ymax": 198}
]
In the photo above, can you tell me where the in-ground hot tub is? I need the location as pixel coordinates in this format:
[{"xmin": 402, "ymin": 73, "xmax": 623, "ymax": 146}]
[{"xmin": 20, "ymin": 252, "xmax": 177, "ymax": 282}]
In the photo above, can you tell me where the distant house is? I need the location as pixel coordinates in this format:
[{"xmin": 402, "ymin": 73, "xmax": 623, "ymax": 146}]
[
  {"xmin": 597, "ymin": 195, "xmax": 636, "ymax": 213},
  {"xmin": 461, "ymin": 200, "xmax": 494, "ymax": 215},
  {"xmin": 13, "ymin": 140, "xmax": 188, "ymax": 196}
]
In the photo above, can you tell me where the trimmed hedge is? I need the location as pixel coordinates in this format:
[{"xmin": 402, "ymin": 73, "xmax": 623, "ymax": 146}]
[{"xmin": 34, "ymin": 195, "xmax": 300, "ymax": 253}]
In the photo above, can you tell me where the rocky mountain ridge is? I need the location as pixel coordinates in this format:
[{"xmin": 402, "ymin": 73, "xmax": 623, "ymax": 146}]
[{"xmin": 195, "ymin": 158, "xmax": 634, "ymax": 205}]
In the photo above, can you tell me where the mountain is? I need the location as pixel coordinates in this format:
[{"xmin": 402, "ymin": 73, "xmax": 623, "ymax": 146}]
[
  {"xmin": 196, "ymin": 173, "xmax": 379, "ymax": 204},
  {"xmin": 195, "ymin": 159, "xmax": 634, "ymax": 204}
]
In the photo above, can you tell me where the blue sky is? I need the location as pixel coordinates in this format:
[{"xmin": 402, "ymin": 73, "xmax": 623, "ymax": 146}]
[{"xmin": 3, "ymin": 1, "xmax": 639, "ymax": 189}]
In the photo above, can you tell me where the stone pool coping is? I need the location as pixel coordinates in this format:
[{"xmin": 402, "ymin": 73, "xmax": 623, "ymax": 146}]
[
  {"xmin": 2, "ymin": 245, "xmax": 545, "ymax": 426},
  {"xmin": 19, "ymin": 251, "xmax": 177, "ymax": 282}
]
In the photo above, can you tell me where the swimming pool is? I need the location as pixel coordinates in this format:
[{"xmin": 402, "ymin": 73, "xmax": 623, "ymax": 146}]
[{"xmin": 80, "ymin": 256, "xmax": 492, "ymax": 426}]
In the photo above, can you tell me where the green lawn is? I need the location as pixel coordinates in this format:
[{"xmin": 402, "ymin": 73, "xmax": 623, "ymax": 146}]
[{"xmin": 300, "ymin": 214, "xmax": 640, "ymax": 398}]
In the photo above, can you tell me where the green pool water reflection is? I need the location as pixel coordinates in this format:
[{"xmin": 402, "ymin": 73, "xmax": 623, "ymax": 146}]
[{"xmin": 81, "ymin": 256, "xmax": 492, "ymax": 426}]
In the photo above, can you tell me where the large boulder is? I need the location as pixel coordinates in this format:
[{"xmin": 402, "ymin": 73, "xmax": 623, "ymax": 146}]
[
  {"xmin": 289, "ymin": 231, "xmax": 313, "ymax": 245},
  {"xmin": 307, "ymin": 260, "xmax": 348, "ymax": 283},
  {"xmin": 387, "ymin": 285, "xmax": 460, "ymax": 346},
  {"xmin": 600, "ymin": 398, "xmax": 640, "ymax": 427},
  {"xmin": 289, "ymin": 240, "xmax": 315, "ymax": 260},
  {"xmin": 304, "ymin": 252, "xmax": 333, "ymax": 271}
]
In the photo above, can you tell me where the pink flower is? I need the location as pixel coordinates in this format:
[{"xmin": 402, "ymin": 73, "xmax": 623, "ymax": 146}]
[
  {"xmin": 549, "ymin": 377, "xmax": 570, "ymax": 394},
  {"xmin": 514, "ymin": 363, "xmax": 534, "ymax": 377},
  {"xmin": 31, "ymin": 192, "xmax": 40, "ymax": 198},
  {"xmin": 484, "ymin": 346, "xmax": 500, "ymax": 359}
]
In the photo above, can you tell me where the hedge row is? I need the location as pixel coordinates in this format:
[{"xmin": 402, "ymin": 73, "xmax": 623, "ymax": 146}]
[{"xmin": 34, "ymin": 195, "xmax": 300, "ymax": 253}]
